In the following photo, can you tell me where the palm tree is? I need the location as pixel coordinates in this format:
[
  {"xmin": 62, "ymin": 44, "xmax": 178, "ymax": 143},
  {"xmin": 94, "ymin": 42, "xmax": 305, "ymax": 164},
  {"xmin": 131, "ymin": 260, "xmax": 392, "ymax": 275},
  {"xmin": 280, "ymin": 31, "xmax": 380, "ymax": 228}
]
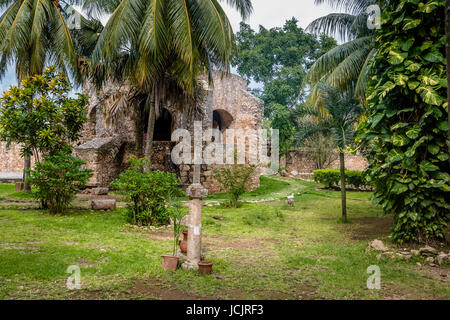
[
  {"xmin": 0, "ymin": 0, "xmax": 87, "ymax": 191},
  {"xmin": 85, "ymin": 0, "xmax": 253, "ymax": 165},
  {"xmin": 296, "ymin": 83, "xmax": 362, "ymax": 222},
  {"xmin": 306, "ymin": 0, "xmax": 377, "ymax": 103}
]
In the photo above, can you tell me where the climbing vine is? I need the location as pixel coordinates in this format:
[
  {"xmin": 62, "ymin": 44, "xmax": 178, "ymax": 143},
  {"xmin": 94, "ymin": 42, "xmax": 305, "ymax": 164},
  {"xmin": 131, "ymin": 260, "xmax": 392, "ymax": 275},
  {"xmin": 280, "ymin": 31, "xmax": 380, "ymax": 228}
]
[{"xmin": 359, "ymin": 0, "xmax": 450, "ymax": 243}]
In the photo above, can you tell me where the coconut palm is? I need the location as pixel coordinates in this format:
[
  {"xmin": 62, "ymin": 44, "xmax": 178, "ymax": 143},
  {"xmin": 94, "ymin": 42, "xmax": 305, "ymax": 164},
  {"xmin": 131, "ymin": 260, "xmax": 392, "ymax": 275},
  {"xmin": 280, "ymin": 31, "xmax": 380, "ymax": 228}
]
[
  {"xmin": 0, "ymin": 0, "xmax": 87, "ymax": 81},
  {"xmin": 85, "ymin": 0, "xmax": 253, "ymax": 163},
  {"xmin": 306, "ymin": 0, "xmax": 377, "ymax": 103},
  {"xmin": 296, "ymin": 83, "xmax": 363, "ymax": 222},
  {"xmin": 0, "ymin": 0, "xmax": 90, "ymax": 190}
]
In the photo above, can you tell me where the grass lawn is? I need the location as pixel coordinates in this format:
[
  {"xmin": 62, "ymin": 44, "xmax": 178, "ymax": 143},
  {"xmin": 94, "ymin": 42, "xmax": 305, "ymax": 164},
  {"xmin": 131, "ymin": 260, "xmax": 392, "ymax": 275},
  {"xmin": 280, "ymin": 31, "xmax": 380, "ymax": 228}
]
[{"xmin": 0, "ymin": 177, "xmax": 448, "ymax": 300}]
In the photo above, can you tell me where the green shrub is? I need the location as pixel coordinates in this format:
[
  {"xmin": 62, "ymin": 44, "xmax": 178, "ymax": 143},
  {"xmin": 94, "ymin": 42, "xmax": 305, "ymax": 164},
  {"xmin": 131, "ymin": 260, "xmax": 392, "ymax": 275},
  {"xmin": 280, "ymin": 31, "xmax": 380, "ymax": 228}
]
[
  {"xmin": 313, "ymin": 169, "xmax": 367, "ymax": 190},
  {"xmin": 28, "ymin": 152, "xmax": 92, "ymax": 214},
  {"xmin": 312, "ymin": 169, "xmax": 340, "ymax": 189},
  {"xmin": 214, "ymin": 165, "xmax": 256, "ymax": 208},
  {"xmin": 346, "ymin": 171, "xmax": 365, "ymax": 190},
  {"xmin": 111, "ymin": 157, "xmax": 184, "ymax": 226}
]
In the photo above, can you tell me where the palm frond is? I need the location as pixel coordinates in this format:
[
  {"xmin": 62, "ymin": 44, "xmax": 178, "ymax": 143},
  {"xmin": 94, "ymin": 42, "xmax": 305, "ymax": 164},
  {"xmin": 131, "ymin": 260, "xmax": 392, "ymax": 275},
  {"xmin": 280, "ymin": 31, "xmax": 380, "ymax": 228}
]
[{"xmin": 307, "ymin": 13, "xmax": 356, "ymax": 42}]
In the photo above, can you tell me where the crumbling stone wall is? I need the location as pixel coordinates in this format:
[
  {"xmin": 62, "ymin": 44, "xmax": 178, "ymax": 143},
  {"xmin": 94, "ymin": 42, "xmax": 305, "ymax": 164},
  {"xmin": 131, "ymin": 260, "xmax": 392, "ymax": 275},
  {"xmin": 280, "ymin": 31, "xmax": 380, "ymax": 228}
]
[
  {"xmin": 74, "ymin": 72, "xmax": 265, "ymax": 193},
  {"xmin": 0, "ymin": 142, "xmax": 36, "ymax": 174},
  {"xmin": 281, "ymin": 149, "xmax": 368, "ymax": 179}
]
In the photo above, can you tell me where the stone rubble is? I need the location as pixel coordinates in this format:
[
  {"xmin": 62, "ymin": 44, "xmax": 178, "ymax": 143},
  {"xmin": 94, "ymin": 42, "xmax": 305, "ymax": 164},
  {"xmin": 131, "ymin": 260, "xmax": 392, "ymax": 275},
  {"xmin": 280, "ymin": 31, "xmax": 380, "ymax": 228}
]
[{"xmin": 367, "ymin": 239, "xmax": 449, "ymax": 267}]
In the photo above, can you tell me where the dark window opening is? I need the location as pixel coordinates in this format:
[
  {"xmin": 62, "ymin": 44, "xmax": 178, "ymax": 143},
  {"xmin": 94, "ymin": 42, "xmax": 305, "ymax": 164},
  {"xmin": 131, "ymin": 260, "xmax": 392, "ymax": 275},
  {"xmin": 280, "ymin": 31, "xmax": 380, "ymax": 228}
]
[
  {"xmin": 153, "ymin": 108, "xmax": 173, "ymax": 142},
  {"xmin": 212, "ymin": 109, "xmax": 233, "ymax": 143}
]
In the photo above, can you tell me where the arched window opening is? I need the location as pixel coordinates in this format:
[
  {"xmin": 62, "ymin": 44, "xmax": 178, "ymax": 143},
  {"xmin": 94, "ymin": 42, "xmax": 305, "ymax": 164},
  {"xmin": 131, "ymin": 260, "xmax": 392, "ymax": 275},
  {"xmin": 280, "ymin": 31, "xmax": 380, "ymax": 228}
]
[
  {"xmin": 212, "ymin": 109, "xmax": 234, "ymax": 143},
  {"xmin": 153, "ymin": 108, "xmax": 173, "ymax": 142}
]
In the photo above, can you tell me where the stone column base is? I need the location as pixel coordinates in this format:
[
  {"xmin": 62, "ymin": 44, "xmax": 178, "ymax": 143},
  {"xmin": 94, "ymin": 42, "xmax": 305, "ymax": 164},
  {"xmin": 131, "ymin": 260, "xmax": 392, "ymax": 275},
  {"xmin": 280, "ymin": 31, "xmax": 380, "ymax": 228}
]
[{"xmin": 181, "ymin": 260, "xmax": 199, "ymax": 270}]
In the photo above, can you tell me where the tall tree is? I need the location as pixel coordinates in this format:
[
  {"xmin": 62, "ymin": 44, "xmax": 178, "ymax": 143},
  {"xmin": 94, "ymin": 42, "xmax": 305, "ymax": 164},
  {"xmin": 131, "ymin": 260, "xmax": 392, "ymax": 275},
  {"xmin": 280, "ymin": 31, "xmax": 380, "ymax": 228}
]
[
  {"xmin": 233, "ymin": 18, "xmax": 337, "ymax": 117},
  {"xmin": 0, "ymin": 0, "xmax": 86, "ymax": 191},
  {"xmin": 306, "ymin": 0, "xmax": 377, "ymax": 103},
  {"xmin": 86, "ymin": 0, "xmax": 253, "ymax": 165},
  {"xmin": 296, "ymin": 83, "xmax": 362, "ymax": 223}
]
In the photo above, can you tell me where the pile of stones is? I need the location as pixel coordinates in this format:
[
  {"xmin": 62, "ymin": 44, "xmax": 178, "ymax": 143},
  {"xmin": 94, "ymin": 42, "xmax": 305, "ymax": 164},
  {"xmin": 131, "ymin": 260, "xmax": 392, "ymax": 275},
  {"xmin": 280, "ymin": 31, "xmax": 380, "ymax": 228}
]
[{"xmin": 368, "ymin": 239, "xmax": 450, "ymax": 267}]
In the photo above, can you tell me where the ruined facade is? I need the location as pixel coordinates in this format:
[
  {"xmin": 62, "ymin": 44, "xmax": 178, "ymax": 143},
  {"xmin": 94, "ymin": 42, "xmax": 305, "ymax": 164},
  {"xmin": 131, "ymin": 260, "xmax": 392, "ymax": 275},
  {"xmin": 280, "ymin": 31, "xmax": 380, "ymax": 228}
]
[
  {"xmin": 73, "ymin": 72, "xmax": 265, "ymax": 193},
  {"xmin": 0, "ymin": 72, "xmax": 368, "ymax": 188}
]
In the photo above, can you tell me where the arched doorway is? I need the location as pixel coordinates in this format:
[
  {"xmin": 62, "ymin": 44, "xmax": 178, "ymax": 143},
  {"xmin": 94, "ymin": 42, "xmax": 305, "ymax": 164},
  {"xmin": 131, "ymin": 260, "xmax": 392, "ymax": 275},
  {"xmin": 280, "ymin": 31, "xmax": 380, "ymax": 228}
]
[
  {"xmin": 153, "ymin": 108, "xmax": 173, "ymax": 142},
  {"xmin": 212, "ymin": 109, "xmax": 233, "ymax": 143}
]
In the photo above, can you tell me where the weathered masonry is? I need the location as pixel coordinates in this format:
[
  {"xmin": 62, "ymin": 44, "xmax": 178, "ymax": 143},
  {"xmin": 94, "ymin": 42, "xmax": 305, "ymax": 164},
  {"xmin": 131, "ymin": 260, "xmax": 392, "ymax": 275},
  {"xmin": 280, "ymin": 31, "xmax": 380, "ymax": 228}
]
[{"xmin": 72, "ymin": 72, "xmax": 265, "ymax": 193}]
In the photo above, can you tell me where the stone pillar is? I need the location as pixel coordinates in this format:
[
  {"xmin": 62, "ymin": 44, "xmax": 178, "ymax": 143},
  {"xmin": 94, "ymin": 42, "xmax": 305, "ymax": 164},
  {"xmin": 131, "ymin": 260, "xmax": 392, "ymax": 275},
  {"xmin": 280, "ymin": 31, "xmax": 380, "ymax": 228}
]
[{"xmin": 181, "ymin": 166, "xmax": 208, "ymax": 270}]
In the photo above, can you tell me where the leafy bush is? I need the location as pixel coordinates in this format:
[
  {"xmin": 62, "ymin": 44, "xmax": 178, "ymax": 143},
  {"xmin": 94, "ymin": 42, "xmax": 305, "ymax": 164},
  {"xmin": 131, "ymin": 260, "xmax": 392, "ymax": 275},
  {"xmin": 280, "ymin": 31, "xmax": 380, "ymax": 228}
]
[
  {"xmin": 313, "ymin": 169, "xmax": 367, "ymax": 190},
  {"xmin": 358, "ymin": 0, "xmax": 449, "ymax": 243},
  {"xmin": 112, "ymin": 157, "xmax": 184, "ymax": 226},
  {"xmin": 214, "ymin": 165, "xmax": 256, "ymax": 208},
  {"xmin": 312, "ymin": 169, "xmax": 340, "ymax": 189},
  {"xmin": 28, "ymin": 152, "xmax": 92, "ymax": 214},
  {"xmin": 346, "ymin": 171, "xmax": 366, "ymax": 190},
  {"xmin": 0, "ymin": 66, "xmax": 88, "ymax": 158}
]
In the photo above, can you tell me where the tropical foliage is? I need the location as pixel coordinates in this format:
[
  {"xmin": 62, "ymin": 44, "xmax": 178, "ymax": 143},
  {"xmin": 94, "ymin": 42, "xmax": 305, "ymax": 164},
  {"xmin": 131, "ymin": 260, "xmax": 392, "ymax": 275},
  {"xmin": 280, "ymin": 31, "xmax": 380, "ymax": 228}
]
[
  {"xmin": 0, "ymin": 66, "xmax": 88, "ymax": 160},
  {"xmin": 296, "ymin": 84, "xmax": 363, "ymax": 222},
  {"xmin": 0, "ymin": 0, "xmax": 85, "ymax": 80},
  {"xmin": 111, "ymin": 157, "xmax": 184, "ymax": 226},
  {"xmin": 85, "ymin": 0, "xmax": 254, "ymax": 163},
  {"xmin": 28, "ymin": 152, "xmax": 92, "ymax": 214},
  {"xmin": 214, "ymin": 164, "xmax": 256, "ymax": 208},
  {"xmin": 358, "ymin": 0, "xmax": 449, "ymax": 243},
  {"xmin": 233, "ymin": 18, "xmax": 336, "ymax": 117},
  {"xmin": 313, "ymin": 169, "xmax": 367, "ymax": 190}
]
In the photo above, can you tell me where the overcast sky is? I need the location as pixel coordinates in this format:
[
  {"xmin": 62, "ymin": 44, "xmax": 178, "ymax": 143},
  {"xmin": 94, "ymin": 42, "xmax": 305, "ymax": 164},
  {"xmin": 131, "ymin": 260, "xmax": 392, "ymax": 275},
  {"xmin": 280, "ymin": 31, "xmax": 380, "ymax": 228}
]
[{"xmin": 0, "ymin": 0, "xmax": 334, "ymax": 93}]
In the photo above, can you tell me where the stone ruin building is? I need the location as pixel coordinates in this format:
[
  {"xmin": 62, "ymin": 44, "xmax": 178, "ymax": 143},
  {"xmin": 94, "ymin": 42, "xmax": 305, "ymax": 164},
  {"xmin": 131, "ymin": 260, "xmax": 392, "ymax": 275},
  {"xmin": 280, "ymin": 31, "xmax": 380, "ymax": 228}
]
[
  {"xmin": 0, "ymin": 71, "xmax": 368, "ymax": 190},
  {"xmin": 72, "ymin": 72, "xmax": 265, "ymax": 193},
  {"xmin": 0, "ymin": 72, "xmax": 265, "ymax": 193}
]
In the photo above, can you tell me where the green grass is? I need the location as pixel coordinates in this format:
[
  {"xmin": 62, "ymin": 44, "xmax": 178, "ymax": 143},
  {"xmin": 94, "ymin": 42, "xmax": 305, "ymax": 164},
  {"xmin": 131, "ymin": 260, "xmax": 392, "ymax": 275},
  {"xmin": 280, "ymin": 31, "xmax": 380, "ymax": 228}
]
[
  {"xmin": 0, "ymin": 184, "xmax": 34, "ymax": 202},
  {"xmin": 0, "ymin": 177, "xmax": 448, "ymax": 300}
]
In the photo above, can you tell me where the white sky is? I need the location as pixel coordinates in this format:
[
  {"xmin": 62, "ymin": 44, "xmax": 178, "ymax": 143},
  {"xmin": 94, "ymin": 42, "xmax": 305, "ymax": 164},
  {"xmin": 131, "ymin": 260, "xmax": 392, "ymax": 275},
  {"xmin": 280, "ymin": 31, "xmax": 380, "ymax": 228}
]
[
  {"xmin": 0, "ymin": 0, "xmax": 334, "ymax": 92},
  {"xmin": 223, "ymin": 0, "xmax": 334, "ymax": 31}
]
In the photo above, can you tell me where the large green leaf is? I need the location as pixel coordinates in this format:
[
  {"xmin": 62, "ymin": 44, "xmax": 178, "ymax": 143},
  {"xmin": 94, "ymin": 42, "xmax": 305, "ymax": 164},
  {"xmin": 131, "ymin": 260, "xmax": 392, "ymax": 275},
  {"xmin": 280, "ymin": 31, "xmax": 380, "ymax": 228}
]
[
  {"xmin": 416, "ymin": 86, "xmax": 444, "ymax": 106},
  {"xmin": 387, "ymin": 49, "xmax": 408, "ymax": 65},
  {"xmin": 403, "ymin": 18, "xmax": 421, "ymax": 30}
]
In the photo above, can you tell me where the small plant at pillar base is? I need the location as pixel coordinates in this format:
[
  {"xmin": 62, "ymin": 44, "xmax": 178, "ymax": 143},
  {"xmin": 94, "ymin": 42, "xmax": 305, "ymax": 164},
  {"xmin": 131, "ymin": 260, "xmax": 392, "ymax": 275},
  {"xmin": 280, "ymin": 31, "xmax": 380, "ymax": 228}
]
[
  {"xmin": 168, "ymin": 196, "xmax": 188, "ymax": 256},
  {"xmin": 28, "ymin": 151, "xmax": 92, "ymax": 214},
  {"xmin": 111, "ymin": 157, "xmax": 185, "ymax": 226},
  {"xmin": 214, "ymin": 165, "xmax": 256, "ymax": 208}
]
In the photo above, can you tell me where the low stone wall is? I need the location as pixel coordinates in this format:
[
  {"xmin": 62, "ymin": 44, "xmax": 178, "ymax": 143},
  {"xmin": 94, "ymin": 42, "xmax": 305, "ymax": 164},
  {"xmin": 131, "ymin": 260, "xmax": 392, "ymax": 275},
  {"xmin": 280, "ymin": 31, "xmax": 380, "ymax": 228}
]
[
  {"xmin": 281, "ymin": 149, "xmax": 368, "ymax": 179},
  {"xmin": 178, "ymin": 163, "xmax": 260, "ymax": 194},
  {"xmin": 0, "ymin": 142, "xmax": 36, "ymax": 174}
]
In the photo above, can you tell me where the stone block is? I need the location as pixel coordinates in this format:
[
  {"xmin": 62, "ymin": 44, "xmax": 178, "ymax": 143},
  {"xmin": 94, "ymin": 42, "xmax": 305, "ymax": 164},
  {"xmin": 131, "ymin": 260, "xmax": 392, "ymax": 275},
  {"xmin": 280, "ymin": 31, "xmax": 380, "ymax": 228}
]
[
  {"xmin": 186, "ymin": 184, "xmax": 208, "ymax": 199},
  {"xmin": 92, "ymin": 187, "xmax": 109, "ymax": 195},
  {"xmin": 91, "ymin": 200, "xmax": 116, "ymax": 211}
]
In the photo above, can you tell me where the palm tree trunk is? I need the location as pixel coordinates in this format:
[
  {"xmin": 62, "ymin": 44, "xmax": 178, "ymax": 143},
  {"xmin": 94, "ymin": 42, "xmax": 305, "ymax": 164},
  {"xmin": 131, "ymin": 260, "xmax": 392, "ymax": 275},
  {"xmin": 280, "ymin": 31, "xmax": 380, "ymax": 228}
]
[
  {"xmin": 135, "ymin": 105, "xmax": 144, "ymax": 158},
  {"xmin": 339, "ymin": 151, "xmax": 347, "ymax": 223},
  {"xmin": 144, "ymin": 85, "xmax": 158, "ymax": 170},
  {"xmin": 446, "ymin": 0, "xmax": 450, "ymax": 152},
  {"xmin": 23, "ymin": 156, "xmax": 31, "ymax": 193}
]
